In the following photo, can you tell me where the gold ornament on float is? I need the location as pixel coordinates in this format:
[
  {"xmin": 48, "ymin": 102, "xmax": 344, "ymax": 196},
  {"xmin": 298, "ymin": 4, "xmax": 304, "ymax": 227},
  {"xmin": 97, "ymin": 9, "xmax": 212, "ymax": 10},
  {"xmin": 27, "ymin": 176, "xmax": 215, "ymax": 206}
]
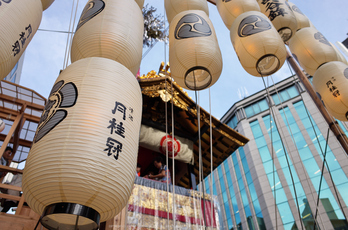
[
  {"xmin": 169, "ymin": 10, "xmax": 223, "ymax": 90},
  {"xmin": 216, "ymin": 0, "xmax": 260, "ymax": 30},
  {"xmin": 289, "ymin": 27, "xmax": 337, "ymax": 76},
  {"xmin": 71, "ymin": 0, "xmax": 143, "ymax": 75},
  {"xmin": 257, "ymin": 0, "xmax": 297, "ymax": 42},
  {"xmin": 165, "ymin": 0, "xmax": 209, "ymax": 24},
  {"xmin": 230, "ymin": 11, "xmax": 286, "ymax": 77},
  {"xmin": 41, "ymin": 0, "xmax": 55, "ymax": 11},
  {"xmin": 287, "ymin": 1, "xmax": 310, "ymax": 31},
  {"xmin": 313, "ymin": 61, "xmax": 348, "ymax": 121},
  {"xmin": 23, "ymin": 57, "xmax": 142, "ymax": 230},
  {"xmin": 0, "ymin": 0, "xmax": 42, "ymax": 81}
]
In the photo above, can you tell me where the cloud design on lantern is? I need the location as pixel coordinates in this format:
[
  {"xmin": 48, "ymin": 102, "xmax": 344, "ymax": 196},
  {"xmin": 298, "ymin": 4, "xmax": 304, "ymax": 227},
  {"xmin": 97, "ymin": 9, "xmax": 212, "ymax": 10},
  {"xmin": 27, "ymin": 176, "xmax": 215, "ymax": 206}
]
[
  {"xmin": 238, "ymin": 15, "xmax": 272, "ymax": 37},
  {"xmin": 174, "ymin": 13, "xmax": 212, "ymax": 40},
  {"xmin": 76, "ymin": 0, "xmax": 105, "ymax": 31},
  {"xmin": 314, "ymin": 32, "xmax": 331, "ymax": 46},
  {"xmin": 34, "ymin": 80, "xmax": 78, "ymax": 143},
  {"xmin": 344, "ymin": 68, "xmax": 348, "ymax": 79}
]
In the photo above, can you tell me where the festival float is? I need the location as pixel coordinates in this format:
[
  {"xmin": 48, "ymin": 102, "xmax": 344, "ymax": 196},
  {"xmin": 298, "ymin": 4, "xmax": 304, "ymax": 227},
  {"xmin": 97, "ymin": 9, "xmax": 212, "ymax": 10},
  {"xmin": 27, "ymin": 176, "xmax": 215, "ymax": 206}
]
[{"xmin": 0, "ymin": 0, "xmax": 347, "ymax": 229}]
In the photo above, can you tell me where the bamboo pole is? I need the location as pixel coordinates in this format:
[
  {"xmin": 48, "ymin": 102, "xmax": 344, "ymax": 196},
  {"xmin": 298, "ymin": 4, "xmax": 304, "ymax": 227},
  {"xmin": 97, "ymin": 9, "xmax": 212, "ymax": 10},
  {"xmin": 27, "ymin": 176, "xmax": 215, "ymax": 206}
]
[{"xmin": 286, "ymin": 50, "xmax": 348, "ymax": 155}]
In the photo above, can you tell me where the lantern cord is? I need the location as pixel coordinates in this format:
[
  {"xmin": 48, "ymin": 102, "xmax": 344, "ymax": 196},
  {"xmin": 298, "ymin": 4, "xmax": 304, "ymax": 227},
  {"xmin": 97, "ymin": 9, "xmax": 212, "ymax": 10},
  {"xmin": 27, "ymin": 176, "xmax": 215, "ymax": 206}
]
[
  {"xmin": 313, "ymin": 129, "xmax": 330, "ymax": 230},
  {"xmin": 142, "ymin": 26, "xmax": 169, "ymax": 60},
  {"xmin": 285, "ymin": 59, "xmax": 348, "ymax": 224},
  {"xmin": 38, "ymin": 28, "xmax": 74, "ymax": 34},
  {"xmin": 62, "ymin": 0, "xmax": 76, "ymax": 70},
  {"xmin": 64, "ymin": 0, "xmax": 80, "ymax": 69},
  {"xmin": 209, "ymin": 87, "xmax": 214, "ymax": 230},
  {"xmin": 163, "ymin": 3, "xmax": 170, "ymax": 227},
  {"xmin": 193, "ymin": 73, "xmax": 207, "ymax": 228},
  {"xmin": 164, "ymin": 75, "xmax": 170, "ymax": 229},
  {"xmin": 33, "ymin": 216, "xmax": 42, "ymax": 230},
  {"xmin": 261, "ymin": 75, "xmax": 305, "ymax": 230},
  {"xmin": 171, "ymin": 76, "xmax": 176, "ymax": 228},
  {"xmin": 74, "ymin": 215, "xmax": 79, "ymax": 230}
]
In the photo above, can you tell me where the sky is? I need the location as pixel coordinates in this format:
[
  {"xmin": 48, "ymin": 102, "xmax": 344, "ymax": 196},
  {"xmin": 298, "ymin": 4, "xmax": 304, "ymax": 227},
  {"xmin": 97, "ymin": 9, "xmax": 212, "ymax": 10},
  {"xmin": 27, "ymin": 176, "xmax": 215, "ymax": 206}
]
[{"xmin": 19, "ymin": 0, "xmax": 348, "ymax": 120}]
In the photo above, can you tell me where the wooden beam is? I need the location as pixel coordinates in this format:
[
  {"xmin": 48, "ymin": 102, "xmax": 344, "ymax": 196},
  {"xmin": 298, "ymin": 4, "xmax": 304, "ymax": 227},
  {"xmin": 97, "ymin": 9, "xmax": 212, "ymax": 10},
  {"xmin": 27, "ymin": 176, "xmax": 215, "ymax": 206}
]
[
  {"xmin": 0, "ymin": 184, "xmax": 22, "ymax": 191},
  {"xmin": 0, "ymin": 165, "xmax": 24, "ymax": 174},
  {"xmin": 0, "ymin": 193, "xmax": 21, "ymax": 201},
  {"xmin": 0, "ymin": 94, "xmax": 45, "ymax": 111},
  {"xmin": 0, "ymin": 104, "xmax": 26, "ymax": 159},
  {"xmin": 0, "ymin": 134, "xmax": 33, "ymax": 148}
]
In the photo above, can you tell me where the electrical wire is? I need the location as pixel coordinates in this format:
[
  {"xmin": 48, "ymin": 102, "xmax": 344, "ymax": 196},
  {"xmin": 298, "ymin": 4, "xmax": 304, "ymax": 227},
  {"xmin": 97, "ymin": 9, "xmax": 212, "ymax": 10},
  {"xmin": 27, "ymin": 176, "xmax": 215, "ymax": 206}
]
[
  {"xmin": 209, "ymin": 87, "xmax": 214, "ymax": 230},
  {"xmin": 62, "ymin": 0, "xmax": 76, "ymax": 70}
]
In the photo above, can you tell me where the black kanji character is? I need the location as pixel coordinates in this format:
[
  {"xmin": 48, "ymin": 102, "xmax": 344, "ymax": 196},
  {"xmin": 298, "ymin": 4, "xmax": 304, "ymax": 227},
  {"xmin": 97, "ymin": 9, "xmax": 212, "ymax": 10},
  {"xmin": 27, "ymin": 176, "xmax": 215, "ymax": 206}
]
[
  {"xmin": 107, "ymin": 118, "xmax": 117, "ymax": 134},
  {"xmin": 115, "ymin": 122, "xmax": 125, "ymax": 138},
  {"xmin": 12, "ymin": 41, "xmax": 20, "ymax": 56},
  {"xmin": 19, "ymin": 32, "xmax": 26, "ymax": 47},
  {"xmin": 25, "ymin": 24, "xmax": 32, "ymax": 38},
  {"xmin": 329, "ymin": 86, "xmax": 337, "ymax": 93},
  {"xmin": 128, "ymin": 114, "xmax": 133, "ymax": 122},
  {"xmin": 333, "ymin": 91, "xmax": 340, "ymax": 98},
  {"xmin": 112, "ymin": 101, "xmax": 126, "ymax": 120},
  {"xmin": 326, "ymin": 80, "xmax": 334, "ymax": 88},
  {"xmin": 104, "ymin": 137, "xmax": 123, "ymax": 160}
]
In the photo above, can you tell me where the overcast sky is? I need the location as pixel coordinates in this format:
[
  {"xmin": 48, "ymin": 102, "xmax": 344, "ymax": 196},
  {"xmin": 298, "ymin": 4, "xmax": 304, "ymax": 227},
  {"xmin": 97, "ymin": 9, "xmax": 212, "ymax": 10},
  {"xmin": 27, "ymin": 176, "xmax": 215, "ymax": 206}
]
[{"xmin": 19, "ymin": 0, "xmax": 348, "ymax": 120}]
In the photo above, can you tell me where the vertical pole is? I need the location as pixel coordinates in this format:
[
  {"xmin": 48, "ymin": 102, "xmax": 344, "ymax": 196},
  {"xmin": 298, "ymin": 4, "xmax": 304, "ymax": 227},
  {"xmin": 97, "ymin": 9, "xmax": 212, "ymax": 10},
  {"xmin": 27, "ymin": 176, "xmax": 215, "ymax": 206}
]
[{"xmin": 286, "ymin": 50, "xmax": 348, "ymax": 155}]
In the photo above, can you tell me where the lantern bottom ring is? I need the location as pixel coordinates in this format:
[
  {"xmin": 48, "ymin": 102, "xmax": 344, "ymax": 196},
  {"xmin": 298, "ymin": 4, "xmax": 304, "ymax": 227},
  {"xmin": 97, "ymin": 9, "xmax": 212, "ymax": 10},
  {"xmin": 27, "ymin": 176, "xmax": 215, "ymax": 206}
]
[
  {"xmin": 41, "ymin": 202, "xmax": 100, "ymax": 230},
  {"xmin": 185, "ymin": 66, "xmax": 212, "ymax": 90},
  {"xmin": 256, "ymin": 54, "xmax": 280, "ymax": 76},
  {"xmin": 278, "ymin": 27, "xmax": 293, "ymax": 42}
]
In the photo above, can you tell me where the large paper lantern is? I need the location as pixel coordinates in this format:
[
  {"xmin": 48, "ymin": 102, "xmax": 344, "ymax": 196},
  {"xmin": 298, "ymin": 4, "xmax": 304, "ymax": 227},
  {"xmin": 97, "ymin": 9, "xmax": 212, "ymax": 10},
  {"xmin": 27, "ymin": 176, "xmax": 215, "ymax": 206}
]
[
  {"xmin": 165, "ymin": 0, "xmax": 209, "ymax": 24},
  {"xmin": 23, "ymin": 57, "xmax": 142, "ymax": 229},
  {"xmin": 230, "ymin": 11, "xmax": 286, "ymax": 77},
  {"xmin": 257, "ymin": 0, "xmax": 297, "ymax": 42},
  {"xmin": 0, "ymin": 119, "xmax": 5, "ymax": 133},
  {"xmin": 71, "ymin": 0, "xmax": 143, "ymax": 75},
  {"xmin": 287, "ymin": 2, "xmax": 310, "ymax": 31},
  {"xmin": 313, "ymin": 61, "xmax": 348, "ymax": 121},
  {"xmin": 134, "ymin": 0, "xmax": 144, "ymax": 9},
  {"xmin": 169, "ymin": 10, "xmax": 223, "ymax": 90},
  {"xmin": 0, "ymin": 0, "xmax": 42, "ymax": 81},
  {"xmin": 331, "ymin": 42, "xmax": 348, "ymax": 65},
  {"xmin": 289, "ymin": 27, "xmax": 337, "ymax": 76},
  {"xmin": 41, "ymin": 0, "xmax": 55, "ymax": 11},
  {"xmin": 216, "ymin": 0, "xmax": 260, "ymax": 30}
]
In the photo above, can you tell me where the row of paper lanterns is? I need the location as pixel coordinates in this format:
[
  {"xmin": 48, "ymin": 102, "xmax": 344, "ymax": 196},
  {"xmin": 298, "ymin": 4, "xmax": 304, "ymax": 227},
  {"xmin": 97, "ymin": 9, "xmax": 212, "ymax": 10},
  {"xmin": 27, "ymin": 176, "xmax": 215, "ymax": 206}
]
[
  {"xmin": 20, "ymin": 0, "xmax": 144, "ymax": 229},
  {"xmin": 214, "ymin": 0, "xmax": 348, "ymax": 121}
]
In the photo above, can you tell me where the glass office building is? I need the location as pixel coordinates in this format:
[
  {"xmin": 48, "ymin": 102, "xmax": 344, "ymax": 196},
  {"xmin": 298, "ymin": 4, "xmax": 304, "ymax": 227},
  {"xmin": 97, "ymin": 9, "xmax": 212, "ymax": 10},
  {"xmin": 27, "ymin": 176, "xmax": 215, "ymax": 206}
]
[
  {"xmin": 200, "ymin": 75, "xmax": 348, "ymax": 230},
  {"xmin": 3, "ymin": 54, "xmax": 25, "ymax": 84}
]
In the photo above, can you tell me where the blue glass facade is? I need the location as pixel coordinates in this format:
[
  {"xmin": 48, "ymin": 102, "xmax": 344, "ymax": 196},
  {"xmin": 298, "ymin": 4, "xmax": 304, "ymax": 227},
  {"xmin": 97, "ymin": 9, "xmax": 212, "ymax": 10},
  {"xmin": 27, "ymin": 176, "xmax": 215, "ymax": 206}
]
[{"xmin": 202, "ymin": 77, "xmax": 348, "ymax": 230}]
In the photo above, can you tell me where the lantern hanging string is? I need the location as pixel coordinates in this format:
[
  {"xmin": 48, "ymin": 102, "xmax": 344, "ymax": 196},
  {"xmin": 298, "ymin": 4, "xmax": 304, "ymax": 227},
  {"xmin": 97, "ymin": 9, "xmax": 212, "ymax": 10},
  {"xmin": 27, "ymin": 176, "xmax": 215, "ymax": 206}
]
[
  {"xmin": 62, "ymin": 0, "xmax": 77, "ymax": 70},
  {"xmin": 193, "ymin": 73, "xmax": 207, "ymax": 227},
  {"xmin": 209, "ymin": 87, "xmax": 213, "ymax": 230},
  {"xmin": 261, "ymin": 74, "xmax": 305, "ymax": 230},
  {"xmin": 285, "ymin": 58, "xmax": 348, "ymax": 224},
  {"xmin": 171, "ymin": 73, "xmax": 176, "ymax": 229},
  {"xmin": 65, "ymin": 0, "xmax": 80, "ymax": 69},
  {"xmin": 163, "ymin": 2, "xmax": 171, "ymax": 227}
]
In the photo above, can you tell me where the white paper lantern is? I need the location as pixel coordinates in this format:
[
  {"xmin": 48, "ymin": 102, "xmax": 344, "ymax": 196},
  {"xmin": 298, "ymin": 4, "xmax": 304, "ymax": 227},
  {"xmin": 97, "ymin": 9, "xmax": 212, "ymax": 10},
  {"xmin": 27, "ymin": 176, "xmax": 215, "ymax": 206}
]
[
  {"xmin": 0, "ymin": 0, "xmax": 42, "ymax": 81},
  {"xmin": 331, "ymin": 42, "xmax": 348, "ymax": 65},
  {"xmin": 313, "ymin": 61, "xmax": 348, "ymax": 121},
  {"xmin": 289, "ymin": 27, "xmax": 338, "ymax": 76},
  {"xmin": 230, "ymin": 11, "xmax": 286, "ymax": 77},
  {"xmin": 216, "ymin": 0, "xmax": 260, "ymax": 30},
  {"xmin": 165, "ymin": 0, "xmax": 209, "ymax": 24},
  {"xmin": 257, "ymin": 0, "xmax": 297, "ymax": 42},
  {"xmin": 0, "ymin": 119, "xmax": 5, "ymax": 133},
  {"xmin": 71, "ymin": 0, "xmax": 143, "ymax": 75},
  {"xmin": 41, "ymin": 0, "xmax": 55, "ymax": 11},
  {"xmin": 134, "ymin": 0, "xmax": 144, "ymax": 9},
  {"xmin": 287, "ymin": 1, "xmax": 310, "ymax": 31},
  {"xmin": 169, "ymin": 10, "xmax": 223, "ymax": 90},
  {"xmin": 23, "ymin": 57, "xmax": 142, "ymax": 229}
]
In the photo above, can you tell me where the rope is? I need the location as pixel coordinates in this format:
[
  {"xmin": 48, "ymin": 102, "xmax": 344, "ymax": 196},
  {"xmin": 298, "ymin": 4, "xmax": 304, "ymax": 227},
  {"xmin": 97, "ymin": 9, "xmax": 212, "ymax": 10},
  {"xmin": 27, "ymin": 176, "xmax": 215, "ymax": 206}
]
[
  {"xmin": 62, "ymin": 0, "xmax": 76, "ymax": 70},
  {"xmin": 171, "ymin": 75, "xmax": 176, "ymax": 229},
  {"xmin": 285, "ymin": 59, "xmax": 348, "ymax": 225},
  {"xmin": 164, "ymin": 76, "xmax": 170, "ymax": 228},
  {"xmin": 313, "ymin": 129, "xmax": 330, "ymax": 230},
  {"xmin": 209, "ymin": 87, "xmax": 214, "ymax": 230},
  {"xmin": 65, "ymin": 0, "xmax": 80, "ymax": 69},
  {"xmin": 264, "ymin": 76, "xmax": 305, "ymax": 229}
]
